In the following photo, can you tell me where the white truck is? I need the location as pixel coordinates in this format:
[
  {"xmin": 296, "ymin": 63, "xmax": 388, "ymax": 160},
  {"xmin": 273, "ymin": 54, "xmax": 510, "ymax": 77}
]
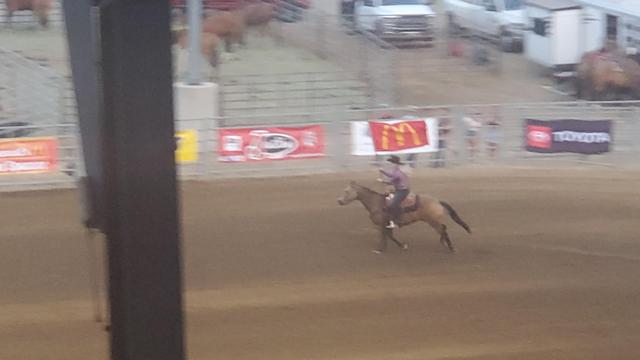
[
  {"xmin": 443, "ymin": 0, "xmax": 526, "ymax": 52},
  {"xmin": 341, "ymin": 0, "xmax": 436, "ymax": 42}
]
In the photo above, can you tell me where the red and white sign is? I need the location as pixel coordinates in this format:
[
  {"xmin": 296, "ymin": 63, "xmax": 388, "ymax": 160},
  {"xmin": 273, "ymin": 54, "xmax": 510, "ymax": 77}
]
[
  {"xmin": 526, "ymin": 125, "xmax": 552, "ymax": 149},
  {"xmin": 351, "ymin": 118, "xmax": 438, "ymax": 155},
  {"xmin": 0, "ymin": 137, "xmax": 58, "ymax": 174},
  {"xmin": 218, "ymin": 125, "xmax": 325, "ymax": 162}
]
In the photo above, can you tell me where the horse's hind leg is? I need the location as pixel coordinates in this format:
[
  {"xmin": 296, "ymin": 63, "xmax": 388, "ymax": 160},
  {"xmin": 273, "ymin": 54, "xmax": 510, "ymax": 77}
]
[
  {"xmin": 439, "ymin": 224, "xmax": 455, "ymax": 253},
  {"xmin": 388, "ymin": 229, "xmax": 409, "ymax": 250}
]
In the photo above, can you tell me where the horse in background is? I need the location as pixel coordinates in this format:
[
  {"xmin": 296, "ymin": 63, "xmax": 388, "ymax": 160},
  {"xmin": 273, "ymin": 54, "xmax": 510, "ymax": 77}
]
[
  {"xmin": 240, "ymin": 0, "xmax": 277, "ymax": 39},
  {"xmin": 576, "ymin": 47, "xmax": 640, "ymax": 101},
  {"xmin": 202, "ymin": 9, "xmax": 247, "ymax": 53},
  {"xmin": 173, "ymin": 0, "xmax": 278, "ymax": 66},
  {"xmin": 173, "ymin": 24, "xmax": 221, "ymax": 69},
  {"xmin": 5, "ymin": 0, "xmax": 52, "ymax": 28}
]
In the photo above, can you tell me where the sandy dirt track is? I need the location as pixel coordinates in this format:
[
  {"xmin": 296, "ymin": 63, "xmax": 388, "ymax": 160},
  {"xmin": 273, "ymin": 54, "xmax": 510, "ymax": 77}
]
[{"xmin": 1, "ymin": 167, "xmax": 640, "ymax": 360}]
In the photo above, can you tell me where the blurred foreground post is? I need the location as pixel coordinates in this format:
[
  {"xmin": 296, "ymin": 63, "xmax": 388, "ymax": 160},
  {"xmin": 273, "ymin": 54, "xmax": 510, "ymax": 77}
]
[{"xmin": 64, "ymin": 1, "xmax": 185, "ymax": 359}]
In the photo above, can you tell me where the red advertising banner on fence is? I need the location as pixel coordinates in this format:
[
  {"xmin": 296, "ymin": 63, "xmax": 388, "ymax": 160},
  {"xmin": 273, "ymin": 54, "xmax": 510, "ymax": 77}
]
[
  {"xmin": 369, "ymin": 120, "xmax": 430, "ymax": 152},
  {"xmin": 351, "ymin": 118, "xmax": 439, "ymax": 155},
  {"xmin": 0, "ymin": 137, "xmax": 58, "ymax": 174},
  {"xmin": 218, "ymin": 125, "xmax": 325, "ymax": 162}
]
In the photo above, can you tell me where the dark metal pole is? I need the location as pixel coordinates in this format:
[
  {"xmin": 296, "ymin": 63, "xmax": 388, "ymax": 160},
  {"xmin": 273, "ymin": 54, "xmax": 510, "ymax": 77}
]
[
  {"xmin": 85, "ymin": 228, "xmax": 104, "ymax": 323},
  {"xmin": 99, "ymin": 1, "xmax": 185, "ymax": 359},
  {"xmin": 64, "ymin": 0, "xmax": 185, "ymax": 359}
]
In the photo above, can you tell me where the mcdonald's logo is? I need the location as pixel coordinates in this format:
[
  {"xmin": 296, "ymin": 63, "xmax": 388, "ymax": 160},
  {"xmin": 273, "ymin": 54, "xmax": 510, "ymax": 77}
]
[
  {"xmin": 369, "ymin": 120, "xmax": 429, "ymax": 152},
  {"xmin": 381, "ymin": 123, "xmax": 422, "ymax": 150}
]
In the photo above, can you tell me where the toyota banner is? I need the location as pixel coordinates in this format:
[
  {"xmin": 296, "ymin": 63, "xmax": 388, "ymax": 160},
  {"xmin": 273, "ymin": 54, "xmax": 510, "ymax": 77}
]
[
  {"xmin": 218, "ymin": 125, "xmax": 325, "ymax": 162},
  {"xmin": 525, "ymin": 119, "xmax": 612, "ymax": 155}
]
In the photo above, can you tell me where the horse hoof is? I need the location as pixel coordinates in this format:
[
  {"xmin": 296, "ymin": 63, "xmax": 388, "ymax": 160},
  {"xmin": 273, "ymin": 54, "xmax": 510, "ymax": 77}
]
[
  {"xmin": 372, "ymin": 249, "xmax": 384, "ymax": 255},
  {"xmin": 402, "ymin": 244, "xmax": 409, "ymax": 250}
]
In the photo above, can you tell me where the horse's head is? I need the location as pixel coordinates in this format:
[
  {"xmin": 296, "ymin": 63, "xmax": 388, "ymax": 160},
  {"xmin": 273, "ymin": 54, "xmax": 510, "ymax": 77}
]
[{"xmin": 337, "ymin": 181, "xmax": 359, "ymax": 206}]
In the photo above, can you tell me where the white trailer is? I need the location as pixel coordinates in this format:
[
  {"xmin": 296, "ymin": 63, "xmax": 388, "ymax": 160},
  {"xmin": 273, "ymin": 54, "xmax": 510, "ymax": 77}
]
[
  {"xmin": 524, "ymin": 0, "xmax": 584, "ymax": 70},
  {"xmin": 574, "ymin": 0, "xmax": 640, "ymax": 53}
]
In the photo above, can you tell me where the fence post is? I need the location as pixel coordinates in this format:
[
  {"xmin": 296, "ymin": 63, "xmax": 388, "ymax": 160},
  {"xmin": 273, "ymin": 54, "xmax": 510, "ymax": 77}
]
[
  {"xmin": 451, "ymin": 105, "xmax": 466, "ymax": 166},
  {"xmin": 317, "ymin": 12, "xmax": 326, "ymax": 59},
  {"xmin": 330, "ymin": 112, "xmax": 346, "ymax": 171},
  {"xmin": 502, "ymin": 103, "xmax": 519, "ymax": 163},
  {"xmin": 633, "ymin": 107, "xmax": 640, "ymax": 166}
]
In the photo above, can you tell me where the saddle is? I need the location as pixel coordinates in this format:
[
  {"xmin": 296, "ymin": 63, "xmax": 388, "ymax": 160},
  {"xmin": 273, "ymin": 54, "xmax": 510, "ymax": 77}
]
[{"xmin": 385, "ymin": 192, "xmax": 420, "ymax": 213}]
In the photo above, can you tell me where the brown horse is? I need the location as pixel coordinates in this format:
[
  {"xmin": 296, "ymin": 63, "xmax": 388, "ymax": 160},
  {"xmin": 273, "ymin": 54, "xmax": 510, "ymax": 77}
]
[
  {"xmin": 202, "ymin": 10, "xmax": 246, "ymax": 53},
  {"xmin": 173, "ymin": 26, "xmax": 221, "ymax": 68},
  {"xmin": 337, "ymin": 182, "xmax": 471, "ymax": 253},
  {"xmin": 576, "ymin": 50, "xmax": 640, "ymax": 100},
  {"xmin": 240, "ymin": 1, "xmax": 276, "ymax": 38},
  {"xmin": 5, "ymin": 0, "xmax": 52, "ymax": 28}
]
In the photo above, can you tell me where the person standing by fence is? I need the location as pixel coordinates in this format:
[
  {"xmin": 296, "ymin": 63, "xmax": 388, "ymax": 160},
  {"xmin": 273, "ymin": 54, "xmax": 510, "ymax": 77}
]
[
  {"xmin": 433, "ymin": 113, "xmax": 452, "ymax": 168},
  {"xmin": 485, "ymin": 107, "xmax": 502, "ymax": 160},
  {"xmin": 463, "ymin": 111, "xmax": 482, "ymax": 161}
]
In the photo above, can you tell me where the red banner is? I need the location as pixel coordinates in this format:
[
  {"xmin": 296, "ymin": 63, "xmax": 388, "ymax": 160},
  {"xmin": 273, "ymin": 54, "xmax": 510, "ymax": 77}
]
[
  {"xmin": 369, "ymin": 120, "xmax": 430, "ymax": 152},
  {"xmin": 0, "ymin": 137, "xmax": 58, "ymax": 174},
  {"xmin": 218, "ymin": 125, "xmax": 325, "ymax": 162}
]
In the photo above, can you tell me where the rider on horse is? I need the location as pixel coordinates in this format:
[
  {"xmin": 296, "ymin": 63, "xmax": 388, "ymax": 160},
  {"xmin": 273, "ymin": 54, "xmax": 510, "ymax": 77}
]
[{"xmin": 379, "ymin": 155, "xmax": 410, "ymax": 229}]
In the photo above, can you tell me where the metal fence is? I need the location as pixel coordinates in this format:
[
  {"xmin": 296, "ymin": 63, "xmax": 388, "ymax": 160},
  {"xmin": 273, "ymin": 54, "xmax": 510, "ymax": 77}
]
[
  {"xmin": 0, "ymin": 47, "xmax": 66, "ymax": 127},
  {"xmin": 217, "ymin": 71, "xmax": 371, "ymax": 118},
  {"xmin": 272, "ymin": 10, "xmax": 504, "ymax": 104},
  {"xmin": 1, "ymin": 101, "xmax": 638, "ymax": 191},
  {"xmin": 200, "ymin": 11, "xmax": 505, "ymax": 118}
]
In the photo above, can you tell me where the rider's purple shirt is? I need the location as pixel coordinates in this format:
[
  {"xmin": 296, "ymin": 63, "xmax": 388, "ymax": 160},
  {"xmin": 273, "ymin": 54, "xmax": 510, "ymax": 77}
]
[{"xmin": 381, "ymin": 167, "xmax": 410, "ymax": 191}]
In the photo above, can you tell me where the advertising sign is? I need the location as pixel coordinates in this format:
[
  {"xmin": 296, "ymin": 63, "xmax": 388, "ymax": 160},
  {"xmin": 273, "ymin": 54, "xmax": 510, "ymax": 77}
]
[
  {"xmin": 525, "ymin": 119, "xmax": 612, "ymax": 154},
  {"xmin": 351, "ymin": 118, "xmax": 438, "ymax": 155},
  {"xmin": 0, "ymin": 137, "xmax": 58, "ymax": 174},
  {"xmin": 218, "ymin": 125, "xmax": 325, "ymax": 162},
  {"xmin": 175, "ymin": 130, "xmax": 198, "ymax": 164}
]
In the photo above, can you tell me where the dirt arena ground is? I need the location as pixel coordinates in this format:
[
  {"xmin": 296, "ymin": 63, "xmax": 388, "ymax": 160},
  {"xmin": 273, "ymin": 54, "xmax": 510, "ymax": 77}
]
[{"xmin": 1, "ymin": 167, "xmax": 640, "ymax": 359}]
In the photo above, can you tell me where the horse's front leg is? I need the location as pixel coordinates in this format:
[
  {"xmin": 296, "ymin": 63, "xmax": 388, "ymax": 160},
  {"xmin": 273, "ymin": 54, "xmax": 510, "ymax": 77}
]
[
  {"xmin": 373, "ymin": 227, "xmax": 388, "ymax": 254},
  {"xmin": 388, "ymin": 229, "xmax": 409, "ymax": 250}
]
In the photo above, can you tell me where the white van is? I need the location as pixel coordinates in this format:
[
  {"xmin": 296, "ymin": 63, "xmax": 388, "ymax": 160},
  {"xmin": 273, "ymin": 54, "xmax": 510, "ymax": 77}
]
[{"xmin": 443, "ymin": 0, "xmax": 526, "ymax": 52}]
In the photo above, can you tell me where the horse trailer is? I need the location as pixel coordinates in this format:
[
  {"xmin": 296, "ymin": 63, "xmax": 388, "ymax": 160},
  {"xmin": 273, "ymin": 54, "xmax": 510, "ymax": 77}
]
[{"xmin": 524, "ymin": 0, "xmax": 584, "ymax": 70}]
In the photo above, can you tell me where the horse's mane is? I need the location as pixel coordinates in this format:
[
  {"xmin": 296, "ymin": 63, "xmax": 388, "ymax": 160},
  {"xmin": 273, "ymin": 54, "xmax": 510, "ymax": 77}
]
[{"xmin": 352, "ymin": 182, "xmax": 383, "ymax": 196}]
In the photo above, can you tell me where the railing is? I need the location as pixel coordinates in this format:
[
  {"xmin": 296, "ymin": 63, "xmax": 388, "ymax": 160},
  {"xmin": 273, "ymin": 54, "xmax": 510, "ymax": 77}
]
[
  {"xmin": 1, "ymin": 101, "xmax": 638, "ymax": 191},
  {"xmin": 0, "ymin": 47, "xmax": 65, "ymax": 127}
]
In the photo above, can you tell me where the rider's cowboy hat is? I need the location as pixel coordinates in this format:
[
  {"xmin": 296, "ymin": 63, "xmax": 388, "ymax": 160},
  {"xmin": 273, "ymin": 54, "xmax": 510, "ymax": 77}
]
[{"xmin": 387, "ymin": 155, "xmax": 403, "ymax": 165}]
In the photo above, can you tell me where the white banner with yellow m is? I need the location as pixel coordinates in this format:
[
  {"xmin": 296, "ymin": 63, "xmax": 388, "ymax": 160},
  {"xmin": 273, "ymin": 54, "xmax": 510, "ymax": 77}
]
[{"xmin": 351, "ymin": 118, "xmax": 439, "ymax": 156}]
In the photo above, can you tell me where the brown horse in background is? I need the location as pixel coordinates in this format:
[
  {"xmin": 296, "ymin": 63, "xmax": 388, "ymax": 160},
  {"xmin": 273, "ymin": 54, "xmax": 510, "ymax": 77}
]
[
  {"xmin": 337, "ymin": 182, "xmax": 471, "ymax": 254},
  {"xmin": 5, "ymin": 0, "xmax": 52, "ymax": 28},
  {"xmin": 576, "ymin": 50, "xmax": 640, "ymax": 100},
  {"xmin": 202, "ymin": 10, "xmax": 246, "ymax": 53},
  {"xmin": 240, "ymin": 1, "xmax": 276, "ymax": 38},
  {"xmin": 173, "ymin": 26, "xmax": 221, "ymax": 68}
]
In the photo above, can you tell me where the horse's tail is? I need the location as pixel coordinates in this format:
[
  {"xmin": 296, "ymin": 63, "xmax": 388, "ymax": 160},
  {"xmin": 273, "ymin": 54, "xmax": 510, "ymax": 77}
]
[{"xmin": 440, "ymin": 201, "xmax": 471, "ymax": 234}]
